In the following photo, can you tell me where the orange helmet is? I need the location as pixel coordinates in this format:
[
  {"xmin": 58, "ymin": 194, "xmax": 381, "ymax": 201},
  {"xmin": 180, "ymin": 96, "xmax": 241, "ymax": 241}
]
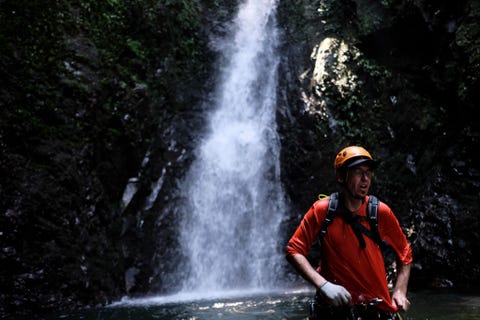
[{"xmin": 334, "ymin": 146, "xmax": 376, "ymax": 171}]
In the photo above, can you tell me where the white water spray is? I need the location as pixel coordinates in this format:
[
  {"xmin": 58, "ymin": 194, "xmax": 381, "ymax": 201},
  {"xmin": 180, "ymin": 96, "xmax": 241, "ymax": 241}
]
[{"xmin": 179, "ymin": 0, "xmax": 286, "ymax": 293}]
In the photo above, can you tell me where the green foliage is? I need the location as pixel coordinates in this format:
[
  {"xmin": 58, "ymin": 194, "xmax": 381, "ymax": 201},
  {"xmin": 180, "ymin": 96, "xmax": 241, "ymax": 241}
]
[
  {"xmin": 455, "ymin": 1, "xmax": 480, "ymax": 103},
  {"xmin": 309, "ymin": 50, "xmax": 392, "ymax": 145},
  {"xmin": 126, "ymin": 38, "xmax": 144, "ymax": 58},
  {"xmin": 0, "ymin": 0, "xmax": 213, "ymax": 316}
]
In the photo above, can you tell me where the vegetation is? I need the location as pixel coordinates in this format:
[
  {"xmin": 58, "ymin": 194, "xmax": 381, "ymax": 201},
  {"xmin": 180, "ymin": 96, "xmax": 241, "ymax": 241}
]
[
  {"xmin": 277, "ymin": 0, "xmax": 479, "ymax": 291},
  {"xmin": 0, "ymin": 0, "xmax": 214, "ymax": 317}
]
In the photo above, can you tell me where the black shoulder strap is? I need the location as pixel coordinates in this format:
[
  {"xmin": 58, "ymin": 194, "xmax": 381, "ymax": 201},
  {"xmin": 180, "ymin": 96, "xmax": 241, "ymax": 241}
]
[
  {"xmin": 318, "ymin": 193, "xmax": 393, "ymax": 260},
  {"xmin": 319, "ymin": 192, "xmax": 338, "ymax": 238},
  {"xmin": 367, "ymin": 195, "xmax": 392, "ymax": 257},
  {"xmin": 367, "ymin": 195, "xmax": 380, "ymax": 242}
]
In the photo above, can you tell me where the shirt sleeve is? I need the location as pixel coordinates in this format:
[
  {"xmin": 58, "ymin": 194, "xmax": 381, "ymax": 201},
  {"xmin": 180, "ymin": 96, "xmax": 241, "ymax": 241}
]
[
  {"xmin": 286, "ymin": 199, "xmax": 328, "ymax": 257},
  {"xmin": 378, "ymin": 202, "xmax": 413, "ymax": 265}
]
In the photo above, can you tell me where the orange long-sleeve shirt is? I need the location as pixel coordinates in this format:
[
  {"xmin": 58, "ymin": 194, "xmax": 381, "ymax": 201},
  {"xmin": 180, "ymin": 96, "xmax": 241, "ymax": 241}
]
[{"xmin": 286, "ymin": 195, "xmax": 413, "ymax": 312}]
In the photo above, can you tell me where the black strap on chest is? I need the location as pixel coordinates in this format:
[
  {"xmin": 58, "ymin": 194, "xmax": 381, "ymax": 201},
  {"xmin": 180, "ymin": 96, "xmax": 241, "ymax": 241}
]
[{"xmin": 319, "ymin": 192, "xmax": 392, "ymax": 257}]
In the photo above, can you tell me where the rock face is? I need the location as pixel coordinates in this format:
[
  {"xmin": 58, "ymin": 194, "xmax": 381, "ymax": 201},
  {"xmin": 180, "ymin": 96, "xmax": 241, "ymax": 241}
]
[
  {"xmin": 0, "ymin": 0, "xmax": 479, "ymax": 318},
  {"xmin": 276, "ymin": 0, "xmax": 480, "ymax": 291}
]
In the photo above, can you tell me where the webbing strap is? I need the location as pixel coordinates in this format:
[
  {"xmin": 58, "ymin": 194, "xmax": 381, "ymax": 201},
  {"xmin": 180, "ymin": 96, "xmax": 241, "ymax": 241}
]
[
  {"xmin": 367, "ymin": 195, "xmax": 380, "ymax": 240},
  {"xmin": 319, "ymin": 193, "xmax": 392, "ymax": 257},
  {"xmin": 319, "ymin": 192, "xmax": 338, "ymax": 237}
]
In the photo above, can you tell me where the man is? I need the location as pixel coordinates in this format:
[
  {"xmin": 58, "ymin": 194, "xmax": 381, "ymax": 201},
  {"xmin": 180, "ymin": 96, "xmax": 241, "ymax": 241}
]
[{"xmin": 286, "ymin": 146, "xmax": 412, "ymax": 320}]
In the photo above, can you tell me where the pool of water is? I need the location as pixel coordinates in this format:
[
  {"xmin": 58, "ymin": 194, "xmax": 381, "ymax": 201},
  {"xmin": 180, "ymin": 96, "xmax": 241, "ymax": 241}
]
[{"xmin": 47, "ymin": 289, "xmax": 480, "ymax": 320}]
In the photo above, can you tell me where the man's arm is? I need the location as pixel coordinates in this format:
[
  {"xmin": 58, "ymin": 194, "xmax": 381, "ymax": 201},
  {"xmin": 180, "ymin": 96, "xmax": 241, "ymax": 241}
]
[
  {"xmin": 286, "ymin": 253, "xmax": 352, "ymax": 306},
  {"xmin": 391, "ymin": 263, "xmax": 411, "ymax": 311},
  {"xmin": 287, "ymin": 254, "xmax": 326, "ymax": 289}
]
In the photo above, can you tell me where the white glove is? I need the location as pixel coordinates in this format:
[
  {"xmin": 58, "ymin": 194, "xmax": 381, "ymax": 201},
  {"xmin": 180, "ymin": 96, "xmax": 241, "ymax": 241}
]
[{"xmin": 319, "ymin": 281, "xmax": 352, "ymax": 306}]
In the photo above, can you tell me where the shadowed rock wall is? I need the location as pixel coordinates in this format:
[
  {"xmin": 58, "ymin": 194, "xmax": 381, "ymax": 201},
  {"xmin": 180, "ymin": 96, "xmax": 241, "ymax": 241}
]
[{"xmin": 277, "ymin": 0, "xmax": 479, "ymax": 290}]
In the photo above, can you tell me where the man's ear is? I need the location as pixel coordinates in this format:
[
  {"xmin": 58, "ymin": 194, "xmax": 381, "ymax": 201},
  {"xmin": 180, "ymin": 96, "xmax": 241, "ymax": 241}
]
[{"xmin": 336, "ymin": 171, "xmax": 344, "ymax": 183}]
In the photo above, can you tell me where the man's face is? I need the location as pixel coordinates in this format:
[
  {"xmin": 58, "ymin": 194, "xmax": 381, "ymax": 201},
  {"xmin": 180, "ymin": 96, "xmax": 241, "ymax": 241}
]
[{"xmin": 345, "ymin": 164, "xmax": 374, "ymax": 199}]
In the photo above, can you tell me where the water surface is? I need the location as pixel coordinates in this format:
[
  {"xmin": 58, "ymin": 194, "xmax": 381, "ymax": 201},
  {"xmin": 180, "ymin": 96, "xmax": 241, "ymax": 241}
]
[{"xmin": 48, "ymin": 289, "xmax": 480, "ymax": 320}]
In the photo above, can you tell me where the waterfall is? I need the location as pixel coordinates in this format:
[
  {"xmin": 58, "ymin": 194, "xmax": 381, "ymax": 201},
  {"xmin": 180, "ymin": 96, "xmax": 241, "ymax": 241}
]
[{"xmin": 178, "ymin": 0, "xmax": 287, "ymax": 294}]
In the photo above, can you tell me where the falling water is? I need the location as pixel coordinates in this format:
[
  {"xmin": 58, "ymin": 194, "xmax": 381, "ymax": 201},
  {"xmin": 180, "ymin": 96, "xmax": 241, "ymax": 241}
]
[{"xmin": 178, "ymin": 0, "xmax": 287, "ymax": 294}]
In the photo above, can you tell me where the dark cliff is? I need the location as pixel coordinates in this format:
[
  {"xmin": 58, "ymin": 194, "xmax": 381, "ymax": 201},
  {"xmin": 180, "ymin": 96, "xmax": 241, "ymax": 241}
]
[{"xmin": 276, "ymin": 0, "xmax": 479, "ymax": 291}]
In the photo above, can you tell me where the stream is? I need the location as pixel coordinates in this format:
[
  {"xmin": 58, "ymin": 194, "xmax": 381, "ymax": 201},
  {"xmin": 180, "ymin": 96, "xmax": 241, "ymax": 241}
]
[{"xmin": 46, "ymin": 289, "xmax": 480, "ymax": 320}]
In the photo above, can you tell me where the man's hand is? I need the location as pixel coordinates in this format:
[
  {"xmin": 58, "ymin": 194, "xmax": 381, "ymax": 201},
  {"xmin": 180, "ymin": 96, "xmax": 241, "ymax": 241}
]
[
  {"xmin": 392, "ymin": 291, "xmax": 410, "ymax": 311},
  {"xmin": 319, "ymin": 281, "xmax": 352, "ymax": 306}
]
